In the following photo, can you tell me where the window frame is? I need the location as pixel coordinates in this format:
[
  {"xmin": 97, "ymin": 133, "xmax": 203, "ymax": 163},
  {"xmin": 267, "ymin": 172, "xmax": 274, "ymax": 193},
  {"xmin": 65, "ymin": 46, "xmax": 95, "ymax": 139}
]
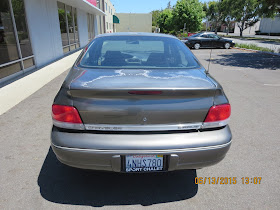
[
  {"xmin": 0, "ymin": 0, "xmax": 35, "ymax": 74},
  {"xmin": 57, "ymin": 2, "xmax": 80, "ymax": 54}
]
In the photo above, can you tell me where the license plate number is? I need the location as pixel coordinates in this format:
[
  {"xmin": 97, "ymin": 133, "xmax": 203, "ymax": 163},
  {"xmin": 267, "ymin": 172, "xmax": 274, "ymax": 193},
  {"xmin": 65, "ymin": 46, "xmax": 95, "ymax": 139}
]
[{"xmin": 125, "ymin": 155, "xmax": 164, "ymax": 172}]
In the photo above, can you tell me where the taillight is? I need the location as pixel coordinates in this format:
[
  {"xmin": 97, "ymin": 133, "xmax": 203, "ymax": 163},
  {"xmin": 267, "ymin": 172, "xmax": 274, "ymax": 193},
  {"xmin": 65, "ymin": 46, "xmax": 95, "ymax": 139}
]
[
  {"xmin": 202, "ymin": 104, "xmax": 231, "ymax": 128},
  {"xmin": 52, "ymin": 105, "xmax": 85, "ymax": 130}
]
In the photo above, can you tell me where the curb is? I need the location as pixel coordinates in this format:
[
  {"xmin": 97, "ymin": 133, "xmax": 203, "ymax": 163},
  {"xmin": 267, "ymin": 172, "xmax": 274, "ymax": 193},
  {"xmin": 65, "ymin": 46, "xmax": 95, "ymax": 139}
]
[{"xmin": 234, "ymin": 47, "xmax": 280, "ymax": 57}]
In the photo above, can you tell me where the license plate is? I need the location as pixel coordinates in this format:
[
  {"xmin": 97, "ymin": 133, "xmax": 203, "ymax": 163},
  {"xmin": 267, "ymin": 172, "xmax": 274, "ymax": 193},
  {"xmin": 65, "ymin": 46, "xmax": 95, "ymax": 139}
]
[{"xmin": 125, "ymin": 155, "xmax": 164, "ymax": 172}]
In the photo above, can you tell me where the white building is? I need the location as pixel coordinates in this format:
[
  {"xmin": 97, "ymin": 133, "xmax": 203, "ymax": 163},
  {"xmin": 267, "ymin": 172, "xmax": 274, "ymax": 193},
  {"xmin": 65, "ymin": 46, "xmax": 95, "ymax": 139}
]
[
  {"xmin": 259, "ymin": 16, "xmax": 280, "ymax": 35},
  {"xmin": 0, "ymin": 0, "xmax": 106, "ymax": 83},
  {"xmin": 233, "ymin": 15, "xmax": 280, "ymax": 36},
  {"xmin": 104, "ymin": 0, "xmax": 117, "ymax": 33}
]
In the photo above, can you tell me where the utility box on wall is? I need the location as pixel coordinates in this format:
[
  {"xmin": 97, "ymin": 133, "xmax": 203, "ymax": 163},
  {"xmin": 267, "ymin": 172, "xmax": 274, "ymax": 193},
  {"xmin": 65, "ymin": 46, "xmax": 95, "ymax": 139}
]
[{"xmin": 115, "ymin": 13, "xmax": 152, "ymax": 33}]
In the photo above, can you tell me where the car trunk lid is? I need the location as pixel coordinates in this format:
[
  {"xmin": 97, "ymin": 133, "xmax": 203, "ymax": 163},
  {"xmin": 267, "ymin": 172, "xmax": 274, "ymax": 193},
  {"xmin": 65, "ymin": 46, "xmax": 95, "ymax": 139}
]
[{"xmin": 69, "ymin": 68, "xmax": 216, "ymax": 128}]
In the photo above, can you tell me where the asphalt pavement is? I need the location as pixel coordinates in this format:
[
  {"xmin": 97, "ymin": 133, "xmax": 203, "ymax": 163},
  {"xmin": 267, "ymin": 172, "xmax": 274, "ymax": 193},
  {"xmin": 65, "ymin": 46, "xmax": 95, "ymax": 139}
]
[{"xmin": 0, "ymin": 48, "xmax": 280, "ymax": 209}]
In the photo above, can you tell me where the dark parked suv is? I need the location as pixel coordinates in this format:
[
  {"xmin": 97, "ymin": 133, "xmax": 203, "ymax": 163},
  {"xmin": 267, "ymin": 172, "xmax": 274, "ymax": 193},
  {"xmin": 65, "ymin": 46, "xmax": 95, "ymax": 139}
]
[{"xmin": 51, "ymin": 33, "xmax": 232, "ymax": 173}]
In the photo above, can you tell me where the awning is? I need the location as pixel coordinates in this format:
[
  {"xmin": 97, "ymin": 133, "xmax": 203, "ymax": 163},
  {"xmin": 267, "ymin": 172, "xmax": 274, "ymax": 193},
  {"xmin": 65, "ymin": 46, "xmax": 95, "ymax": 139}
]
[
  {"xmin": 58, "ymin": 0, "xmax": 105, "ymax": 16},
  {"xmin": 113, "ymin": 15, "xmax": 120, "ymax": 24}
]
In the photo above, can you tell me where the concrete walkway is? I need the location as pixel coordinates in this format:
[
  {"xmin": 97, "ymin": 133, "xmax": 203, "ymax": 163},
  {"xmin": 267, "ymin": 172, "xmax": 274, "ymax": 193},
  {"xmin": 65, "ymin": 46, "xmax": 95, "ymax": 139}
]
[
  {"xmin": 230, "ymin": 38, "xmax": 280, "ymax": 53},
  {"xmin": 0, "ymin": 50, "xmax": 82, "ymax": 115},
  {"xmin": 218, "ymin": 32, "xmax": 280, "ymax": 40}
]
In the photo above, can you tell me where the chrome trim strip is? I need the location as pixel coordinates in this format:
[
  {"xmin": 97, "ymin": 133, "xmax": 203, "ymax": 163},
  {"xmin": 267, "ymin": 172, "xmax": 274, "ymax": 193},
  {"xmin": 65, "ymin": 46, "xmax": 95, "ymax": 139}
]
[
  {"xmin": 52, "ymin": 140, "xmax": 232, "ymax": 153},
  {"xmin": 202, "ymin": 118, "xmax": 230, "ymax": 129},
  {"xmin": 84, "ymin": 123, "xmax": 203, "ymax": 131},
  {"xmin": 83, "ymin": 118, "xmax": 230, "ymax": 132},
  {"xmin": 53, "ymin": 119, "xmax": 85, "ymax": 130},
  {"xmin": 52, "ymin": 118, "xmax": 229, "ymax": 132}
]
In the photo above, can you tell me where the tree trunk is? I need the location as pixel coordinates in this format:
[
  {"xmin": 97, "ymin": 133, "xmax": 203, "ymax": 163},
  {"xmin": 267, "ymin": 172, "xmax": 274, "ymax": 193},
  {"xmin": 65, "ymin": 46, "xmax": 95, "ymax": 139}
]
[
  {"xmin": 226, "ymin": 23, "xmax": 230, "ymax": 35},
  {"xmin": 240, "ymin": 21, "xmax": 245, "ymax": 37}
]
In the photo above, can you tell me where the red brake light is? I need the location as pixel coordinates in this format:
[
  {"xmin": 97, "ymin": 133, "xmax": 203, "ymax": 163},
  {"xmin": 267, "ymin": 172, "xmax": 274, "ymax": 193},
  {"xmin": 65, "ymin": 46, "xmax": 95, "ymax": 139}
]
[
  {"xmin": 204, "ymin": 104, "xmax": 231, "ymax": 122},
  {"xmin": 52, "ymin": 105, "xmax": 82, "ymax": 124}
]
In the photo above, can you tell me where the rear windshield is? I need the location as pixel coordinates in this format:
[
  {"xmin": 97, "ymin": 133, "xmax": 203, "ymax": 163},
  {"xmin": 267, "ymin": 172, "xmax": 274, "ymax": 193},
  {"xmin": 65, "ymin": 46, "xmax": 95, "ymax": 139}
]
[{"xmin": 78, "ymin": 36, "xmax": 200, "ymax": 69}]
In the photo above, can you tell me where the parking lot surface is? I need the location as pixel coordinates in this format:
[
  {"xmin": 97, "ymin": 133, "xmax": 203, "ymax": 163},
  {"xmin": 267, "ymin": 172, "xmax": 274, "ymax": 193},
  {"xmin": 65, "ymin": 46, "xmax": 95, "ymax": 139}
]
[{"xmin": 0, "ymin": 49, "xmax": 280, "ymax": 209}]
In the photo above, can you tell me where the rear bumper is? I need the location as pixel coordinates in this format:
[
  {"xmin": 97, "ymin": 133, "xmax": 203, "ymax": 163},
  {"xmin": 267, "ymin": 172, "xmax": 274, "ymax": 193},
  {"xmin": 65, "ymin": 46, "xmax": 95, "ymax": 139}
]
[{"xmin": 51, "ymin": 126, "xmax": 232, "ymax": 172}]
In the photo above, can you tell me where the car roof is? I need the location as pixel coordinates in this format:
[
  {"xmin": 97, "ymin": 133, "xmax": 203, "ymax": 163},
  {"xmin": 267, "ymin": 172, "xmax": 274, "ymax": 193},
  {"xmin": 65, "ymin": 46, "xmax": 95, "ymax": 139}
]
[{"xmin": 95, "ymin": 32, "xmax": 179, "ymax": 39}]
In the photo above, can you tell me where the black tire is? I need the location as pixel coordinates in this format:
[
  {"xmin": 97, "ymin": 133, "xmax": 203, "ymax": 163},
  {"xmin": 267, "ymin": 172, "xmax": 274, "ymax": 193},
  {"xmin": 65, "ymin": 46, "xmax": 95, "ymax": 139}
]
[{"xmin": 194, "ymin": 43, "xmax": 200, "ymax": 50}]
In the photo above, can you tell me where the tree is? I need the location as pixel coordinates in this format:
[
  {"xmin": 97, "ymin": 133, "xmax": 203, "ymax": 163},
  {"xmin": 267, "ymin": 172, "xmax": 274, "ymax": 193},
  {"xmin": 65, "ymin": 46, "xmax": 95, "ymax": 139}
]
[
  {"xmin": 259, "ymin": 0, "xmax": 280, "ymax": 14},
  {"xmin": 205, "ymin": 1, "xmax": 223, "ymax": 34},
  {"xmin": 157, "ymin": 9, "xmax": 173, "ymax": 33},
  {"xmin": 167, "ymin": 1, "xmax": 172, "ymax": 10},
  {"xmin": 229, "ymin": 0, "xmax": 279, "ymax": 37},
  {"xmin": 220, "ymin": 0, "xmax": 234, "ymax": 35},
  {"xmin": 230, "ymin": 0, "xmax": 262, "ymax": 37},
  {"xmin": 151, "ymin": 10, "xmax": 161, "ymax": 27},
  {"xmin": 172, "ymin": 0, "xmax": 205, "ymax": 32}
]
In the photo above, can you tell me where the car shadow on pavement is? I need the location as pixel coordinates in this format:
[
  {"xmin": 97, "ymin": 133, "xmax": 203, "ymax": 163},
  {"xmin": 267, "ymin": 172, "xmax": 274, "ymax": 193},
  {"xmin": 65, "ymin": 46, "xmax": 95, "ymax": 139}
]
[
  {"xmin": 209, "ymin": 51, "xmax": 280, "ymax": 70},
  {"xmin": 37, "ymin": 148, "xmax": 198, "ymax": 207}
]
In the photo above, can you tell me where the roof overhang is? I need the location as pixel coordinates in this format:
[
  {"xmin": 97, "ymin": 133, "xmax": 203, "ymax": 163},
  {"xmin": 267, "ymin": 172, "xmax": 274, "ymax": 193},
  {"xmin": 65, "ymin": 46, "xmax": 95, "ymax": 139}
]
[{"xmin": 58, "ymin": 0, "xmax": 105, "ymax": 16}]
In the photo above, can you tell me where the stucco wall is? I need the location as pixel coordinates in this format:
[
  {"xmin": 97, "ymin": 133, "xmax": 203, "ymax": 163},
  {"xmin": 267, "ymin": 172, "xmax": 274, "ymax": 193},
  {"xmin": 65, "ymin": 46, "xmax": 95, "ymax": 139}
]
[
  {"xmin": 77, "ymin": 8, "xmax": 89, "ymax": 47},
  {"xmin": 115, "ymin": 13, "xmax": 152, "ymax": 33},
  {"xmin": 24, "ymin": 0, "xmax": 63, "ymax": 67}
]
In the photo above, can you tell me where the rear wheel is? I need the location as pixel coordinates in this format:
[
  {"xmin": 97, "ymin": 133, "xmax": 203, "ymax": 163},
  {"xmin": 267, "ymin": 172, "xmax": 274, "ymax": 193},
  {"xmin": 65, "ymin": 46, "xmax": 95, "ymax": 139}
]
[
  {"xmin": 224, "ymin": 42, "xmax": 231, "ymax": 49},
  {"xmin": 194, "ymin": 43, "xmax": 200, "ymax": 50}
]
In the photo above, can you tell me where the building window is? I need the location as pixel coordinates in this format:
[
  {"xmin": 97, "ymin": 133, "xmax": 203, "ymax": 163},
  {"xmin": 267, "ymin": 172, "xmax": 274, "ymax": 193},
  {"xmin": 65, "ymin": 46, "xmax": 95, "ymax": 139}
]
[
  {"xmin": 0, "ymin": 0, "xmax": 34, "ymax": 80},
  {"xmin": 109, "ymin": 6, "xmax": 110, "ymax": 13},
  {"xmin": 57, "ymin": 2, "xmax": 80, "ymax": 54},
  {"xmin": 87, "ymin": 14, "xmax": 95, "ymax": 41},
  {"xmin": 105, "ymin": 3, "xmax": 107, "ymax": 11},
  {"xmin": 106, "ymin": 22, "xmax": 108, "ymax": 30}
]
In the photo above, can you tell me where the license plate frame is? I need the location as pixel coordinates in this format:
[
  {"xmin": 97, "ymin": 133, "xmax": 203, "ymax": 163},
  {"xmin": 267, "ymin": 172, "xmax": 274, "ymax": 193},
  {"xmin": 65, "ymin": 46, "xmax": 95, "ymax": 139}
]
[{"xmin": 122, "ymin": 155, "xmax": 168, "ymax": 173}]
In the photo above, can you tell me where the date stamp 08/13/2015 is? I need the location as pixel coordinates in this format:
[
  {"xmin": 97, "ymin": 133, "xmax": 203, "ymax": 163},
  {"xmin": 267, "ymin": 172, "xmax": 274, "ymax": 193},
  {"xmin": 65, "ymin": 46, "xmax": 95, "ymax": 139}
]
[{"xmin": 195, "ymin": 177, "xmax": 262, "ymax": 185}]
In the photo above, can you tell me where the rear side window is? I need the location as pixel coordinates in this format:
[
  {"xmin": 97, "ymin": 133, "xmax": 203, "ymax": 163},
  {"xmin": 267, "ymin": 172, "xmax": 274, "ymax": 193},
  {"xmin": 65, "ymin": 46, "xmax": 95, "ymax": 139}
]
[
  {"xmin": 208, "ymin": 34, "xmax": 219, "ymax": 39},
  {"xmin": 79, "ymin": 36, "xmax": 200, "ymax": 69},
  {"xmin": 191, "ymin": 33, "xmax": 200, "ymax": 37}
]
